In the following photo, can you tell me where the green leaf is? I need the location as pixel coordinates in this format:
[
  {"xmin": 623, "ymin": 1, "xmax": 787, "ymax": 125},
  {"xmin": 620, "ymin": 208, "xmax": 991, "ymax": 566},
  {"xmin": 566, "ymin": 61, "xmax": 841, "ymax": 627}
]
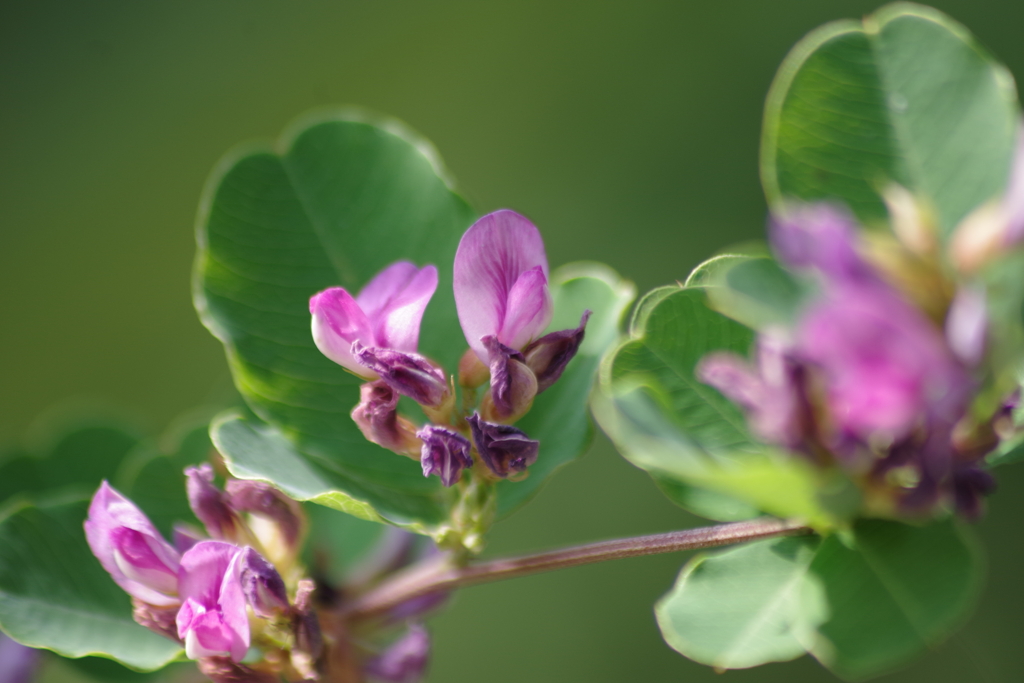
[
  {"xmin": 762, "ymin": 2, "xmax": 1019, "ymax": 237},
  {"xmin": 0, "ymin": 500, "xmax": 182, "ymax": 670},
  {"xmin": 656, "ymin": 535, "xmax": 823, "ymax": 669},
  {"xmin": 194, "ymin": 109, "xmax": 476, "ymax": 526},
  {"xmin": 593, "ymin": 286, "xmax": 837, "ymax": 526},
  {"xmin": 498, "ymin": 263, "xmax": 635, "ymax": 515},
  {"xmin": 804, "ymin": 518, "xmax": 982, "ymax": 680}
]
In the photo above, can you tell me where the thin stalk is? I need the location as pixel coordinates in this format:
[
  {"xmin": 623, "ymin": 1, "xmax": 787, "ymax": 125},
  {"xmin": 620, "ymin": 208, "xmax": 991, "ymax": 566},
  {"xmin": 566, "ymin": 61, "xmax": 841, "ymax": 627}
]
[{"xmin": 343, "ymin": 517, "xmax": 811, "ymax": 622}]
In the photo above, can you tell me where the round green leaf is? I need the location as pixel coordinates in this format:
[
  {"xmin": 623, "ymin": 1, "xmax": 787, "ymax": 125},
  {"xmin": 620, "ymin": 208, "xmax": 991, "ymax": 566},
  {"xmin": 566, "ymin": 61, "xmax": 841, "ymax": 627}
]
[
  {"xmin": 656, "ymin": 535, "xmax": 823, "ymax": 669},
  {"xmin": 194, "ymin": 109, "xmax": 476, "ymax": 526},
  {"xmin": 804, "ymin": 518, "xmax": 982, "ymax": 680},
  {"xmin": 762, "ymin": 3, "xmax": 1019, "ymax": 237},
  {"xmin": 0, "ymin": 500, "xmax": 182, "ymax": 670}
]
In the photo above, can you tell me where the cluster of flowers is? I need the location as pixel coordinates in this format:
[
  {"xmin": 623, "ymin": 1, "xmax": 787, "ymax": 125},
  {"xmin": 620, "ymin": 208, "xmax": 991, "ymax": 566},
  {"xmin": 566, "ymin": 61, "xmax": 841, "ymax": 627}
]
[
  {"xmin": 309, "ymin": 210, "xmax": 589, "ymax": 487},
  {"xmin": 85, "ymin": 469, "xmax": 432, "ymax": 682},
  {"xmin": 698, "ymin": 182, "xmax": 1024, "ymax": 518}
]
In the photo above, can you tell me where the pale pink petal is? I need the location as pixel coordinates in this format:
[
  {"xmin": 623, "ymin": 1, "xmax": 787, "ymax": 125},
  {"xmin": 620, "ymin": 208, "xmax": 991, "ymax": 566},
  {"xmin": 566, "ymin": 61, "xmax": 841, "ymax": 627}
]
[
  {"xmin": 374, "ymin": 265, "xmax": 438, "ymax": 352},
  {"xmin": 454, "ymin": 210, "xmax": 549, "ymax": 361},
  {"xmin": 356, "ymin": 261, "xmax": 420, "ymax": 318},
  {"xmin": 177, "ymin": 541, "xmax": 250, "ymax": 662},
  {"xmin": 310, "ymin": 287, "xmax": 376, "ymax": 377},
  {"xmin": 498, "ymin": 266, "xmax": 553, "ymax": 351}
]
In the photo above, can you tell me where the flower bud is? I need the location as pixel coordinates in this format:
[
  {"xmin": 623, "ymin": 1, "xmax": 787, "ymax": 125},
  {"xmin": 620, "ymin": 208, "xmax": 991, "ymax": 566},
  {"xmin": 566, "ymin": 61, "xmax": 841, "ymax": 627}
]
[
  {"xmin": 176, "ymin": 541, "xmax": 249, "ymax": 662},
  {"xmin": 185, "ymin": 464, "xmax": 241, "ymax": 541},
  {"xmin": 351, "ymin": 380, "xmax": 422, "ymax": 456},
  {"xmin": 523, "ymin": 310, "xmax": 591, "ymax": 393},
  {"xmin": 353, "ymin": 343, "xmax": 450, "ymax": 408},
  {"xmin": 226, "ymin": 480, "xmax": 307, "ymax": 558},
  {"xmin": 84, "ymin": 481, "xmax": 181, "ymax": 607},
  {"xmin": 481, "ymin": 336, "xmax": 537, "ymax": 422},
  {"xmin": 466, "ymin": 413, "xmax": 539, "ymax": 478},
  {"xmin": 417, "ymin": 425, "xmax": 473, "ymax": 487},
  {"xmin": 458, "ymin": 347, "xmax": 490, "ymax": 388},
  {"xmin": 238, "ymin": 547, "xmax": 289, "ymax": 618},
  {"xmin": 292, "ymin": 579, "xmax": 323, "ymax": 680},
  {"xmin": 364, "ymin": 624, "xmax": 431, "ymax": 683},
  {"xmin": 132, "ymin": 598, "xmax": 181, "ymax": 642}
]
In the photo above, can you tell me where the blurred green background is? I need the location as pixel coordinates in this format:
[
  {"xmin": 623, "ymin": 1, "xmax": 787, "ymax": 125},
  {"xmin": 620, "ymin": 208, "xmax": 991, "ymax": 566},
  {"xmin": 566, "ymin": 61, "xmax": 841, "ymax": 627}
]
[{"xmin": 3, "ymin": 1, "xmax": 1024, "ymax": 681}]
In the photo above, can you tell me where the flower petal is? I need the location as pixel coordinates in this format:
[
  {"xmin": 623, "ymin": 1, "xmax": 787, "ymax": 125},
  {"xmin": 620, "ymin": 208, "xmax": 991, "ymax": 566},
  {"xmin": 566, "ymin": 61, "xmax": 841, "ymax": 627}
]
[
  {"xmin": 374, "ymin": 265, "xmax": 438, "ymax": 352},
  {"xmin": 499, "ymin": 266, "xmax": 553, "ymax": 351},
  {"xmin": 177, "ymin": 541, "xmax": 249, "ymax": 662},
  {"xmin": 310, "ymin": 287, "xmax": 375, "ymax": 377},
  {"xmin": 454, "ymin": 210, "xmax": 549, "ymax": 361},
  {"xmin": 356, "ymin": 261, "xmax": 421, "ymax": 317}
]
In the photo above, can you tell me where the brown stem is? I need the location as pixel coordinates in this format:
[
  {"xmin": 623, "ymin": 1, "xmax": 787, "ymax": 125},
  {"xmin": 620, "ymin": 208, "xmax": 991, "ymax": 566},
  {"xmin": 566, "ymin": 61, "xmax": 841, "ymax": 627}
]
[{"xmin": 342, "ymin": 517, "xmax": 811, "ymax": 622}]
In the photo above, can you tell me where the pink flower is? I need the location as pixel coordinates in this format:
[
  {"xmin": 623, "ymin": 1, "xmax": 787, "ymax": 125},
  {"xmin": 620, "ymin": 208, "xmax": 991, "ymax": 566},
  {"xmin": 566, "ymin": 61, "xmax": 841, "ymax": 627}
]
[
  {"xmin": 310, "ymin": 261, "xmax": 438, "ymax": 377},
  {"xmin": 176, "ymin": 541, "xmax": 249, "ymax": 661},
  {"xmin": 84, "ymin": 482, "xmax": 181, "ymax": 607},
  {"xmin": 453, "ymin": 210, "xmax": 553, "ymax": 363}
]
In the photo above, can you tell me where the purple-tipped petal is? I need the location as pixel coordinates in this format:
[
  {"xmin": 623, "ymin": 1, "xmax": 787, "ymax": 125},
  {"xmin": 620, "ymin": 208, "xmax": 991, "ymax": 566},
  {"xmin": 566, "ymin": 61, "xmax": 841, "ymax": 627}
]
[
  {"xmin": 466, "ymin": 413, "xmax": 539, "ymax": 478},
  {"xmin": 310, "ymin": 287, "xmax": 376, "ymax": 377},
  {"xmin": 364, "ymin": 624, "xmax": 431, "ymax": 683},
  {"xmin": 524, "ymin": 310, "xmax": 591, "ymax": 393},
  {"xmin": 238, "ymin": 547, "xmax": 289, "ymax": 618},
  {"xmin": 177, "ymin": 541, "xmax": 249, "ymax": 662},
  {"xmin": 482, "ymin": 336, "xmax": 537, "ymax": 421},
  {"xmin": 417, "ymin": 425, "xmax": 473, "ymax": 487},
  {"xmin": 85, "ymin": 481, "xmax": 181, "ymax": 607},
  {"xmin": 771, "ymin": 203, "xmax": 874, "ymax": 284},
  {"xmin": 499, "ymin": 266, "xmax": 554, "ymax": 351},
  {"xmin": 185, "ymin": 465, "xmax": 240, "ymax": 541},
  {"xmin": 946, "ymin": 285, "xmax": 988, "ymax": 367},
  {"xmin": 454, "ymin": 210, "xmax": 550, "ymax": 362},
  {"xmin": 353, "ymin": 344, "xmax": 449, "ymax": 407}
]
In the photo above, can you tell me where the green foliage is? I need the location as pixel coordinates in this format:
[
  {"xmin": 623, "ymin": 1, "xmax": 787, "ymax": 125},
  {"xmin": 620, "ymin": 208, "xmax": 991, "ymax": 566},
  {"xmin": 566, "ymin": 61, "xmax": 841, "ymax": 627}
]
[
  {"xmin": 0, "ymin": 500, "xmax": 182, "ymax": 670},
  {"xmin": 657, "ymin": 520, "xmax": 980, "ymax": 679},
  {"xmin": 212, "ymin": 263, "xmax": 635, "ymax": 531},
  {"xmin": 593, "ymin": 284, "xmax": 839, "ymax": 527},
  {"xmin": 762, "ymin": 3, "xmax": 1018, "ymax": 237}
]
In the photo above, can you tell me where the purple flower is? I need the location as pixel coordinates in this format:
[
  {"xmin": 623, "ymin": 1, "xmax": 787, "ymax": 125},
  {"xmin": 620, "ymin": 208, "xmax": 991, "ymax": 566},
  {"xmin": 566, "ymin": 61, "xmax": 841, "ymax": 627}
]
[
  {"xmin": 364, "ymin": 624, "xmax": 431, "ymax": 683},
  {"xmin": 523, "ymin": 310, "xmax": 591, "ymax": 392},
  {"xmin": 771, "ymin": 203, "xmax": 876, "ymax": 284},
  {"xmin": 352, "ymin": 343, "xmax": 450, "ymax": 407},
  {"xmin": 417, "ymin": 425, "xmax": 473, "ymax": 487},
  {"xmin": 351, "ymin": 380, "xmax": 422, "ymax": 456},
  {"xmin": 466, "ymin": 413, "xmax": 539, "ymax": 478},
  {"xmin": 0, "ymin": 634, "xmax": 40, "ymax": 683},
  {"xmin": 85, "ymin": 481, "xmax": 181, "ymax": 607},
  {"xmin": 185, "ymin": 464, "xmax": 240, "ymax": 541},
  {"xmin": 311, "ymin": 261, "xmax": 438, "ymax": 377},
  {"xmin": 176, "ymin": 540, "xmax": 249, "ymax": 661},
  {"xmin": 481, "ymin": 335, "xmax": 537, "ymax": 421},
  {"xmin": 454, "ymin": 210, "xmax": 553, "ymax": 364},
  {"xmin": 237, "ymin": 546, "xmax": 289, "ymax": 618}
]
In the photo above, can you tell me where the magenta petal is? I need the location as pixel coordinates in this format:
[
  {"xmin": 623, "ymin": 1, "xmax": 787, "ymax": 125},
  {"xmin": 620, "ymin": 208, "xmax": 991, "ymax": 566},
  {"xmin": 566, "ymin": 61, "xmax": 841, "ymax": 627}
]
[
  {"xmin": 454, "ymin": 210, "xmax": 549, "ymax": 361},
  {"xmin": 310, "ymin": 287, "xmax": 376, "ymax": 376},
  {"xmin": 499, "ymin": 266, "xmax": 553, "ymax": 351},
  {"xmin": 177, "ymin": 541, "xmax": 249, "ymax": 662},
  {"xmin": 374, "ymin": 265, "xmax": 439, "ymax": 352},
  {"xmin": 85, "ymin": 481, "xmax": 181, "ymax": 606},
  {"xmin": 356, "ymin": 261, "xmax": 421, "ymax": 317}
]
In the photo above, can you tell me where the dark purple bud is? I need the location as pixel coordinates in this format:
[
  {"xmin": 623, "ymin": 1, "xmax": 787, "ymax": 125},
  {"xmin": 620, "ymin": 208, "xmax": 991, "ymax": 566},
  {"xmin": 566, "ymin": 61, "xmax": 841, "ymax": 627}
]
[
  {"xmin": 364, "ymin": 624, "xmax": 431, "ymax": 683},
  {"xmin": 481, "ymin": 336, "xmax": 537, "ymax": 421},
  {"xmin": 417, "ymin": 425, "xmax": 473, "ymax": 487},
  {"xmin": 226, "ymin": 480, "xmax": 306, "ymax": 555},
  {"xmin": 185, "ymin": 464, "xmax": 240, "ymax": 541},
  {"xmin": 0, "ymin": 633, "xmax": 41, "ymax": 683},
  {"xmin": 238, "ymin": 547, "xmax": 289, "ymax": 618},
  {"xmin": 351, "ymin": 380, "xmax": 422, "ymax": 456},
  {"xmin": 198, "ymin": 657, "xmax": 281, "ymax": 683},
  {"xmin": 953, "ymin": 466, "xmax": 997, "ymax": 521},
  {"xmin": 352, "ymin": 343, "xmax": 449, "ymax": 407},
  {"xmin": 132, "ymin": 597, "xmax": 181, "ymax": 643},
  {"xmin": 466, "ymin": 413, "xmax": 539, "ymax": 478},
  {"xmin": 524, "ymin": 310, "xmax": 591, "ymax": 392}
]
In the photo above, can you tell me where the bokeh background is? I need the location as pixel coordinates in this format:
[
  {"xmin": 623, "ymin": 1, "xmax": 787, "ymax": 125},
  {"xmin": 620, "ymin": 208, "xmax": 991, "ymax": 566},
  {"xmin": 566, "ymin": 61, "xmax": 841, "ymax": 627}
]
[{"xmin": 3, "ymin": 1, "xmax": 1023, "ymax": 681}]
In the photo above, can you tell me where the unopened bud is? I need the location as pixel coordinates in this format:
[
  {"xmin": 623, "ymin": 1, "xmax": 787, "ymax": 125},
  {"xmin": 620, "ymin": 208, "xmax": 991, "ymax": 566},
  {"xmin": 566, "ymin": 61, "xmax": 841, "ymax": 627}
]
[
  {"xmin": 523, "ymin": 310, "xmax": 591, "ymax": 392},
  {"xmin": 466, "ymin": 413, "xmax": 539, "ymax": 478},
  {"xmin": 238, "ymin": 547, "xmax": 289, "ymax": 618},
  {"xmin": 351, "ymin": 381, "xmax": 422, "ymax": 457},
  {"xmin": 352, "ymin": 343, "xmax": 450, "ymax": 407},
  {"xmin": 185, "ymin": 465, "xmax": 240, "ymax": 541},
  {"xmin": 481, "ymin": 336, "xmax": 537, "ymax": 422},
  {"xmin": 292, "ymin": 579, "xmax": 323, "ymax": 680},
  {"xmin": 458, "ymin": 347, "xmax": 489, "ymax": 388},
  {"xmin": 226, "ymin": 480, "xmax": 306, "ymax": 556},
  {"xmin": 417, "ymin": 425, "xmax": 473, "ymax": 487},
  {"xmin": 131, "ymin": 598, "xmax": 181, "ymax": 643}
]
